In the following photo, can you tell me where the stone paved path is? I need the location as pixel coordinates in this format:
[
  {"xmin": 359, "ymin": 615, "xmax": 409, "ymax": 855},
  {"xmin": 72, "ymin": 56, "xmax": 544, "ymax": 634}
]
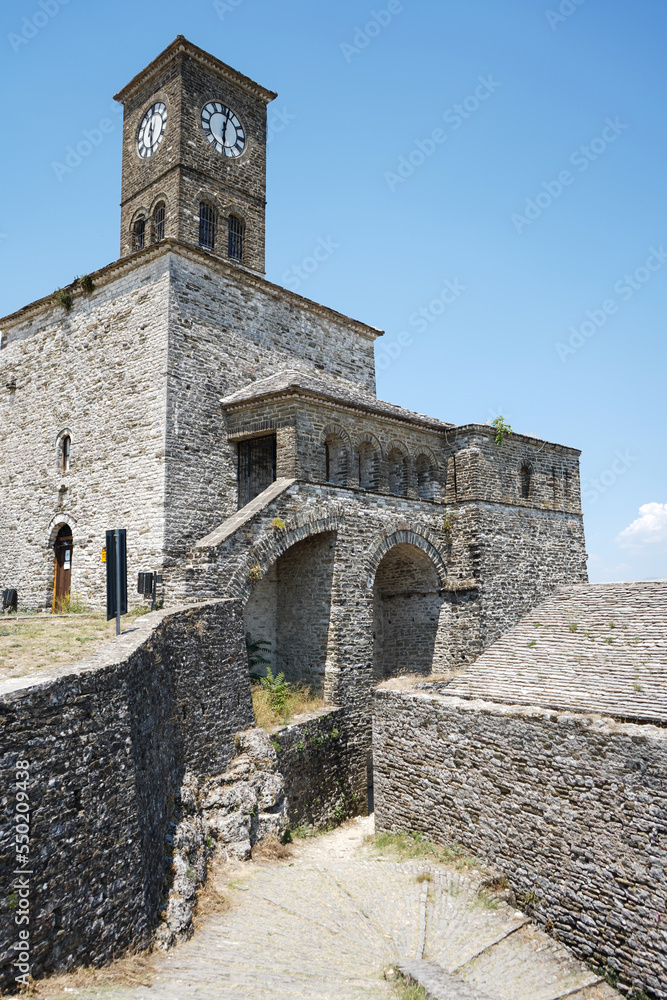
[{"xmin": 39, "ymin": 817, "xmax": 621, "ymax": 1000}]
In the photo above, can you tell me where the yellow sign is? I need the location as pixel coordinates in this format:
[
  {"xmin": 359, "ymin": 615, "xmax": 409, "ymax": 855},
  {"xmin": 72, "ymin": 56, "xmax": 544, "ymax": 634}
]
[{"xmin": 101, "ymin": 546, "xmax": 107, "ymax": 563}]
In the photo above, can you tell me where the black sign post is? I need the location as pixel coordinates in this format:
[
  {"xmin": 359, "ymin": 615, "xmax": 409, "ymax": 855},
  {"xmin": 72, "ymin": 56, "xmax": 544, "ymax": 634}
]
[{"xmin": 106, "ymin": 529, "xmax": 127, "ymax": 635}]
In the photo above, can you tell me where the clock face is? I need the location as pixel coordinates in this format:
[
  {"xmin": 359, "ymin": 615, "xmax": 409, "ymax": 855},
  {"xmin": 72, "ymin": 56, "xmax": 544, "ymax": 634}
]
[
  {"xmin": 201, "ymin": 102, "xmax": 246, "ymax": 158},
  {"xmin": 137, "ymin": 102, "xmax": 167, "ymax": 158}
]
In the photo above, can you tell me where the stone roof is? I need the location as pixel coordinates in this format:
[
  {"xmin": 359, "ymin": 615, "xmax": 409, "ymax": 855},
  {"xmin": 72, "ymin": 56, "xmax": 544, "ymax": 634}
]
[
  {"xmin": 436, "ymin": 582, "xmax": 667, "ymax": 725},
  {"xmin": 220, "ymin": 369, "xmax": 455, "ymax": 431}
]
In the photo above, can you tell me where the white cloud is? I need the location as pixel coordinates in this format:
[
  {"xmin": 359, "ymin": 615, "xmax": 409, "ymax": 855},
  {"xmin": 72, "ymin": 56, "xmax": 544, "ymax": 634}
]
[{"xmin": 617, "ymin": 502, "xmax": 667, "ymax": 548}]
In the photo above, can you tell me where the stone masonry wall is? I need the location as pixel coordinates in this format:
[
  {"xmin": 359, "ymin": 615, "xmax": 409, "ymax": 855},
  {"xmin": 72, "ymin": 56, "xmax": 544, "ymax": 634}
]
[
  {"xmin": 0, "ymin": 599, "xmax": 252, "ymax": 991},
  {"xmin": 0, "ymin": 255, "xmax": 171, "ymax": 611},
  {"xmin": 272, "ymin": 707, "xmax": 365, "ymax": 828},
  {"xmin": 163, "ymin": 251, "xmax": 379, "ymax": 561},
  {"xmin": 373, "ymin": 687, "xmax": 667, "ymax": 999}
]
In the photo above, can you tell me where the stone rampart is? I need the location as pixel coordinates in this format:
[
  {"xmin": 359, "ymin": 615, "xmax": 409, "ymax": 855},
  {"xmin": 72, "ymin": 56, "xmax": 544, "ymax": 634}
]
[
  {"xmin": 0, "ymin": 599, "xmax": 252, "ymax": 991},
  {"xmin": 373, "ymin": 685, "xmax": 667, "ymax": 999}
]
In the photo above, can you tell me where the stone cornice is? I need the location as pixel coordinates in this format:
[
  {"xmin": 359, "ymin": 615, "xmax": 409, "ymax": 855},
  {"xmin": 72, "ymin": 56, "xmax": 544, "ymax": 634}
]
[
  {"xmin": 113, "ymin": 36, "xmax": 277, "ymax": 106},
  {"xmin": 444, "ymin": 423, "xmax": 582, "ymax": 457},
  {"xmin": 0, "ymin": 240, "xmax": 384, "ymax": 343},
  {"xmin": 223, "ymin": 388, "xmax": 453, "ymax": 435}
]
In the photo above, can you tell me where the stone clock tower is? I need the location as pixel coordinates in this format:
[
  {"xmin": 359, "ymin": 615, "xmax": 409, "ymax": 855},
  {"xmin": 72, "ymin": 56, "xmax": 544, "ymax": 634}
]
[{"xmin": 114, "ymin": 36, "xmax": 276, "ymax": 273}]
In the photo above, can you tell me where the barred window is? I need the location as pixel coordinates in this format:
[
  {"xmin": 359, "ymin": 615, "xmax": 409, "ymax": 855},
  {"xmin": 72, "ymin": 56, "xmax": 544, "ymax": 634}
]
[
  {"xmin": 228, "ymin": 214, "xmax": 245, "ymax": 261},
  {"xmin": 153, "ymin": 202, "xmax": 166, "ymax": 242},
  {"xmin": 133, "ymin": 216, "xmax": 146, "ymax": 251},
  {"xmin": 199, "ymin": 202, "xmax": 216, "ymax": 250}
]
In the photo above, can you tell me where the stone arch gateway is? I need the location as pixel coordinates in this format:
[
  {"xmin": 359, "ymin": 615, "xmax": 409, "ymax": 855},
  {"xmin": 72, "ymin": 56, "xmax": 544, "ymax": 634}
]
[{"xmin": 371, "ymin": 541, "xmax": 448, "ymax": 680}]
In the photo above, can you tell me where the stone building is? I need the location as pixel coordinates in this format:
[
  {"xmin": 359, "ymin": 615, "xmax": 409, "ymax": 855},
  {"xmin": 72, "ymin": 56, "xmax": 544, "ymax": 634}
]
[{"xmin": 1, "ymin": 37, "xmax": 587, "ymax": 719}]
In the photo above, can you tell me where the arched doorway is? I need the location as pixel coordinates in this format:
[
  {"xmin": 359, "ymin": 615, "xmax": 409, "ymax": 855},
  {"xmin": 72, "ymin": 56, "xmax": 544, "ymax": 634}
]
[
  {"xmin": 244, "ymin": 531, "xmax": 336, "ymax": 696},
  {"xmin": 53, "ymin": 525, "xmax": 73, "ymax": 612},
  {"xmin": 372, "ymin": 543, "xmax": 445, "ymax": 680}
]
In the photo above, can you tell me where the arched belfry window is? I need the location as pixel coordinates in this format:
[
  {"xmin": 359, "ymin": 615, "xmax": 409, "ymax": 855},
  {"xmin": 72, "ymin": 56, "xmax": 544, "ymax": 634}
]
[
  {"xmin": 133, "ymin": 216, "xmax": 146, "ymax": 251},
  {"xmin": 153, "ymin": 202, "xmax": 166, "ymax": 242},
  {"xmin": 228, "ymin": 214, "xmax": 245, "ymax": 261},
  {"xmin": 199, "ymin": 202, "xmax": 216, "ymax": 250},
  {"xmin": 520, "ymin": 461, "xmax": 533, "ymax": 499}
]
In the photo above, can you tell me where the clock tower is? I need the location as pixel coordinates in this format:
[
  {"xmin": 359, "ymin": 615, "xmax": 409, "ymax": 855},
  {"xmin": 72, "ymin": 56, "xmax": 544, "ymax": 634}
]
[{"xmin": 114, "ymin": 36, "xmax": 276, "ymax": 273}]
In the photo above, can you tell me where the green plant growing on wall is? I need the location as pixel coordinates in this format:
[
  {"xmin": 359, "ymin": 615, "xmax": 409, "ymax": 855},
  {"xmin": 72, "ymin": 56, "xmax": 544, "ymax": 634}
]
[
  {"xmin": 492, "ymin": 415, "xmax": 513, "ymax": 446},
  {"xmin": 53, "ymin": 287, "xmax": 73, "ymax": 312},
  {"xmin": 442, "ymin": 517, "xmax": 453, "ymax": 539},
  {"xmin": 271, "ymin": 517, "xmax": 286, "ymax": 531},
  {"xmin": 246, "ymin": 632, "xmax": 271, "ymax": 673},
  {"xmin": 260, "ymin": 666, "xmax": 291, "ymax": 713},
  {"xmin": 248, "ymin": 562, "xmax": 262, "ymax": 584},
  {"xmin": 77, "ymin": 274, "xmax": 95, "ymax": 294}
]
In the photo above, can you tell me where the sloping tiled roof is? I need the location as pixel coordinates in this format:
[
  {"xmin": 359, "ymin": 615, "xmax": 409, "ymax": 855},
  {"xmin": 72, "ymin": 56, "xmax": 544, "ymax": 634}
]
[
  {"xmin": 220, "ymin": 369, "xmax": 454, "ymax": 431},
  {"xmin": 436, "ymin": 582, "xmax": 667, "ymax": 725}
]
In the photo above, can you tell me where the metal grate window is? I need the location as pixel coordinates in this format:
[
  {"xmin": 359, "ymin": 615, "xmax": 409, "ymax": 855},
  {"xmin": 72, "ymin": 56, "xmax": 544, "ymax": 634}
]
[
  {"xmin": 153, "ymin": 202, "xmax": 166, "ymax": 242},
  {"xmin": 238, "ymin": 435, "xmax": 276, "ymax": 509},
  {"xmin": 199, "ymin": 202, "xmax": 216, "ymax": 250},
  {"xmin": 133, "ymin": 216, "xmax": 146, "ymax": 251},
  {"xmin": 228, "ymin": 214, "xmax": 245, "ymax": 261}
]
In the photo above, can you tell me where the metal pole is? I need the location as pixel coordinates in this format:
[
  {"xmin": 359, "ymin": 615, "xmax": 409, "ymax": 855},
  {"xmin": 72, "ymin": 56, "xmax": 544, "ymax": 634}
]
[
  {"xmin": 151, "ymin": 572, "xmax": 157, "ymax": 613},
  {"xmin": 115, "ymin": 529, "xmax": 122, "ymax": 636}
]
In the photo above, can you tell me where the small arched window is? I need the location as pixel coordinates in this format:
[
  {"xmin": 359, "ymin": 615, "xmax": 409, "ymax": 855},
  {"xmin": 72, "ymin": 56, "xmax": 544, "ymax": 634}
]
[
  {"xmin": 199, "ymin": 202, "xmax": 216, "ymax": 250},
  {"xmin": 228, "ymin": 214, "xmax": 245, "ymax": 261},
  {"xmin": 416, "ymin": 454, "xmax": 435, "ymax": 500},
  {"xmin": 133, "ymin": 216, "xmax": 146, "ymax": 251},
  {"xmin": 520, "ymin": 461, "xmax": 532, "ymax": 499},
  {"xmin": 325, "ymin": 434, "xmax": 347, "ymax": 486},
  {"xmin": 388, "ymin": 449, "xmax": 408, "ymax": 496},
  {"xmin": 61, "ymin": 435, "xmax": 71, "ymax": 474},
  {"xmin": 153, "ymin": 202, "xmax": 166, "ymax": 242},
  {"xmin": 358, "ymin": 442, "xmax": 379, "ymax": 491}
]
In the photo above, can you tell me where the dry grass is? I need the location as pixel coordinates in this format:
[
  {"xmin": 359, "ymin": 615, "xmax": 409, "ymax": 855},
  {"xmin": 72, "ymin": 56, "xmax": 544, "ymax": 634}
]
[
  {"xmin": 35, "ymin": 950, "xmax": 154, "ymax": 998},
  {"xmin": 0, "ymin": 609, "xmax": 149, "ymax": 683},
  {"xmin": 366, "ymin": 830, "xmax": 481, "ymax": 871},
  {"xmin": 193, "ymin": 856, "xmax": 231, "ymax": 923},
  {"xmin": 251, "ymin": 681, "xmax": 326, "ymax": 730},
  {"xmin": 251, "ymin": 834, "xmax": 293, "ymax": 862}
]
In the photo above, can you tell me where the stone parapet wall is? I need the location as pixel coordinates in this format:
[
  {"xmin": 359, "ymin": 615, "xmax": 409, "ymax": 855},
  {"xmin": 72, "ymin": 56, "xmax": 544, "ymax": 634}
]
[
  {"xmin": 373, "ymin": 686, "xmax": 667, "ymax": 999},
  {"xmin": 0, "ymin": 599, "xmax": 252, "ymax": 991}
]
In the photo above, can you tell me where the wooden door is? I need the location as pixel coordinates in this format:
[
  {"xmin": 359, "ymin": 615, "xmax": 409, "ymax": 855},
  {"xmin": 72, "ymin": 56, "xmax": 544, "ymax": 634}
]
[{"xmin": 53, "ymin": 526, "xmax": 73, "ymax": 612}]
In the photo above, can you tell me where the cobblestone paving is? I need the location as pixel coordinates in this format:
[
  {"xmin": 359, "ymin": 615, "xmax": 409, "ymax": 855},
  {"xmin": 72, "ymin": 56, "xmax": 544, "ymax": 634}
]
[{"xmin": 38, "ymin": 818, "xmax": 621, "ymax": 1000}]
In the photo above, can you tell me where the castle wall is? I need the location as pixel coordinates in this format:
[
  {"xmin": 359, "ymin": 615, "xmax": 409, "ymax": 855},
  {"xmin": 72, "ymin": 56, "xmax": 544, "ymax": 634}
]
[
  {"xmin": 0, "ymin": 600, "xmax": 252, "ymax": 991},
  {"xmin": 0, "ymin": 257, "xmax": 171, "ymax": 611},
  {"xmin": 163, "ymin": 252, "xmax": 379, "ymax": 558},
  {"xmin": 373, "ymin": 686, "xmax": 667, "ymax": 1000}
]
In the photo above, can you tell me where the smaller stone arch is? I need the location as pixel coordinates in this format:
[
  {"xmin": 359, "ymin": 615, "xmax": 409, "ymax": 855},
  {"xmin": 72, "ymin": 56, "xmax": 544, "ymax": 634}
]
[
  {"xmin": 321, "ymin": 423, "xmax": 351, "ymax": 486},
  {"xmin": 355, "ymin": 432, "xmax": 383, "ymax": 491},
  {"xmin": 365, "ymin": 526, "xmax": 448, "ymax": 591},
  {"xmin": 387, "ymin": 441, "xmax": 410, "ymax": 496},
  {"xmin": 414, "ymin": 447, "xmax": 440, "ymax": 500}
]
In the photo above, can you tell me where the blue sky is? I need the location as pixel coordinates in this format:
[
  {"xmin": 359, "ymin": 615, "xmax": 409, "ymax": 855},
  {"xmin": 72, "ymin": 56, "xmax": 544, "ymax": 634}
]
[{"xmin": 1, "ymin": 0, "xmax": 665, "ymax": 582}]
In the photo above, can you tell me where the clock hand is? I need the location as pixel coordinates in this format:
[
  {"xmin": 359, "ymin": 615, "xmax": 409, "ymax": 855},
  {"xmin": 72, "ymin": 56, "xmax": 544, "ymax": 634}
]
[{"xmin": 221, "ymin": 112, "xmax": 229, "ymax": 145}]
